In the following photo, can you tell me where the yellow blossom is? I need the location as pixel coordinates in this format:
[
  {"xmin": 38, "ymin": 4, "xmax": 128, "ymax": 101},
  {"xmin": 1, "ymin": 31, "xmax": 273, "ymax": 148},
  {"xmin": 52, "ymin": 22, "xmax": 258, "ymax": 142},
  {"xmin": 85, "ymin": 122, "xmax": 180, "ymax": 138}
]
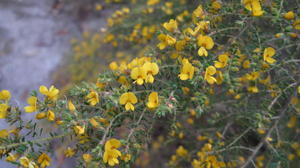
[
  {"xmin": 6, "ymin": 153, "xmax": 18, "ymax": 162},
  {"xmin": 204, "ymin": 66, "xmax": 217, "ymax": 84},
  {"xmin": 24, "ymin": 96, "xmax": 38, "ymax": 113},
  {"xmin": 197, "ymin": 35, "xmax": 214, "ymax": 56},
  {"xmin": 284, "ymin": 11, "xmax": 295, "ymax": 20},
  {"xmin": 131, "ymin": 67, "xmax": 147, "ymax": 85},
  {"xmin": 287, "ymin": 116, "xmax": 297, "ymax": 128},
  {"xmin": 243, "ymin": 0, "xmax": 264, "ymax": 16},
  {"xmin": 163, "ymin": 19, "xmax": 178, "ymax": 33},
  {"xmin": 0, "ymin": 90, "xmax": 11, "ymax": 101},
  {"xmin": 121, "ymin": 153, "xmax": 132, "ymax": 162},
  {"xmin": 36, "ymin": 112, "xmax": 46, "ymax": 120},
  {"xmin": 147, "ymin": 92, "xmax": 159, "ymax": 109},
  {"xmin": 47, "ymin": 110, "xmax": 55, "ymax": 121},
  {"xmin": 68, "ymin": 101, "xmax": 76, "ymax": 111},
  {"xmin": 176, "ymin": 146, "xmax": 188, "ymax": 157},
  {"xmin": 143, "ymin": 62, "xmax": 159, "ymax": 83},
  {"xmin": 178, "ymin": 59, "xmax": 195, "ymax": 80},
  {"xmin": 157, "ymin": 34, "xmax": 176, "ymax": 50},
  {"xmin": 0, "ymin": 104, "xmax": 9, "ymax": 119},
  {"xmin": 82, "ymin": 153, "xmax": 93, "ymax": 163},
  {"xmin": 0, "ymin": 129, "xmax": 9, "ymax": 138},
  {"xmin": 86, "ymin": 91, "xmax": 99, "ymax": 106},
  {"xmin": 263, "ymin": 47, "xmax": 276, "ymax": 64},
  {"xmin": 147, "ymin": 0, "xmax": 160, "ymax": 6},
  {"xmin": 119, "ymin": 92, "xmax": 138, "ymax": 111},
  {"xmin": 193, "ymin": 5, "xmax": 205, "ymax": 19},
  {"xmin": 293, "ymin": 19, "xmax": 300, "ymax": 30},
  {"xmin": 38, "ymin": 153, "xmax": 51, "ymax": 168},
  {"xmin": 64, "ymin": 147, "xmax": 75, "ymax": 157},
  {"xmin": 214, "ymin": 53, "xmax": 229, "ymax": 68},
  {"xmin": 109, "ymin": 61, "xmax": 118, "ymax": 71},
  {"xmin": 19, "ymin": 156, "xmax": 37, "ymax": 168},
  {"xmin": 74, "ymin": 125, "xmax": 85, "ymax": 135},
  {"xmin": 103, "ymin": 138, "xmax": 122, "ymax": 166},
  {"xmin": 212, "ymin": 1, "xmax": 222, "ymax": 10},
  {"xmin": 39, "ymin": 85, "xmax": 59, "ymax": 101}
]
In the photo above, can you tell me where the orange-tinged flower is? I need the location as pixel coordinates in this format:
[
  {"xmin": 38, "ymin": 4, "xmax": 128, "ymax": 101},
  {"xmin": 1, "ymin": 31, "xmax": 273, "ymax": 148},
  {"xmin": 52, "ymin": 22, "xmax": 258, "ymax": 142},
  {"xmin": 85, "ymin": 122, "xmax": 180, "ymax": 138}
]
[{"xmin": 119, "ymin": 92, "xmax": 138, "ymax": 111}]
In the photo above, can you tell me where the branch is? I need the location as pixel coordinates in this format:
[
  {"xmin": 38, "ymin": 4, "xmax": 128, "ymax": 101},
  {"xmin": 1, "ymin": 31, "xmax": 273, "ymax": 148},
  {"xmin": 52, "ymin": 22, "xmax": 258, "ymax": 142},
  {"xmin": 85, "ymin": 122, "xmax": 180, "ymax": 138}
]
[{"xmin": 241, "ymin": 86, "xmax": 298, "ymax": 168}]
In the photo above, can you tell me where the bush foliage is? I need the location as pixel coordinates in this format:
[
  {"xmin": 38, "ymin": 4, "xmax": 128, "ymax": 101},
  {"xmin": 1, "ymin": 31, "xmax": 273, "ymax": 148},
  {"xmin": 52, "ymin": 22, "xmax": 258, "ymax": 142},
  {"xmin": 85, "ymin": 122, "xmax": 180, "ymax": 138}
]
[{"xmin": 1, "ymin": 0, "xmax": 300, "ymax": 167}]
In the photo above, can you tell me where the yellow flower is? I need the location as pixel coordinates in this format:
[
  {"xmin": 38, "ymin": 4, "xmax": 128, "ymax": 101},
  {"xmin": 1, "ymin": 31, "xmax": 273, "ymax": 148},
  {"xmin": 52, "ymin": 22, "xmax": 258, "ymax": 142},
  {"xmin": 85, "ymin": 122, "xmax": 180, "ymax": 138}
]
[
  {"xmin": 263, "ymin": 47, "xmax": 276, "ymax": 64},
  {"xmin": 176, "ymin": 146, "xmax": 188, "ymax": 157},
  {"xmin": 214, "ymin": 53, "xmax": 229, "ymax": 68},
  {"xmin": 0, "ymin": 129, "xmax": 9, "ymax": 138},
  {"xmin": 39, "ymin": 85, "xmax": 59, "ymax": 101},
  {"xmin": 131, "ymin": 67, "xmax": 146, "ymax": 85},
  {"xmin": 0, "ymin": 90, "xmax": 11, "ymax": 101},
  {"xmin": 103, "ymin": 138, "xmax": 122, "ymax": 166},
  {"xmin": 163, "ymin": 19, "xmax": 178, "ymax": 33},
  {"xmin": 204, "ymin": 66, "xmax": 217, "ymax": 84},
  {"xmin": 197, "ymin": 35, "xmax": 214, "ymax": 56},
  {"xmin": 74, "ymin": 125, "xmax": 85, "ymax": 135},
  {"xmin": 248, "ymin": 86, "xmax": 259, "ymax": 93},
  {"xmin": 36, "ymin": 112, "xmax": 46, "ymax": 120},
  {"xmin": 119, "ymin": 92, "xmax": 138, "ymax": 111},
  {"xmin": 47, "ymin": 110, "xmax": 55, "ymax": 121},
  {"xmin": 6, "ymin": 153, "xmax": 18, "ymax": 162},
  {"xmin": 109, "ymin": 61, "xmax": 118, "ymax": 71},
  {"xmin": 68, "ymin": 101, "xmax": 76, "ymax": 111},
  {"xmin": 147, "ymin": 0, "xmax": 160, "ymax": 6},
  {"xmin": 0, "ymin": 104, "xmax": 9, "ymax": 119},
  {"xmin": 243, "ymin": 60, "xmax": 251, "ymax": 69},
  {"xmin": 283, "ymin": 11, "xmax": 295, "ymax": 20},
  {"xmin": 143, "ymin": 62, "xmax": 159, "ymax": 83},
  {"xmin": 147, "ymin": 92, "xmax": 159, "ymax": 109},
  {"xmin": 243, "ymin": 0, "xmax": 263, "ymax": 16},
  {"xmin": 86, "ymin": 91, "xmax": 99, "ymax": 106},
  {"xmin": 19, "ymin": 156, "xmax": 37, "ymax": 168},
  {"xmin": 82, "ymin": 153, "xmax": 92, "ymax": 163},
  {"xmin": 121, "ymin": 153, "xmax": 132, "ymax": 162},
  {"xmin": 298, "ymin": 86, "xmax": 300, "ymax": 94},
  {"xmin": 157, "ymin": 34, "xmax": 176, "ymax": 50},
  {"xmin": 24, "ymin": 96, "xmax": 38, "ymax": 113},
  {"xmin": 64, "ymin": 147, "xmax": 75, "ymax": 157},
  {"xmin": 212, "ymin": 1, "xmax": 222, "ymax": 10},
  {"xmin": 37, "ymin": 153, "xmax": 51, "ymax": 168},
  {"xmin": 293, "ymin": 19, "xmax": 300, "ymax": 30},
  {"xmin": 178, "ymin": 59, "xmax": 195, "ymax": 80},
  {"xmin": 193, "ymin": 5, "xmax": 205, "ymax": 19},
  {"xmin": 287, "ymin": 116, "xmax": 297, "ymax": 128}
]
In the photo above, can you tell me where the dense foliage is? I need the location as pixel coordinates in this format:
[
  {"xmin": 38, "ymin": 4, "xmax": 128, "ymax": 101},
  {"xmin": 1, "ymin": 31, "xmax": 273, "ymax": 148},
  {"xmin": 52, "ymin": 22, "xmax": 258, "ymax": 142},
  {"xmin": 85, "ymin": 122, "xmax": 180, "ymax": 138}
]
[{"xmin": 1, "ymin": 0, "xmax": 300, "ymax": 167}]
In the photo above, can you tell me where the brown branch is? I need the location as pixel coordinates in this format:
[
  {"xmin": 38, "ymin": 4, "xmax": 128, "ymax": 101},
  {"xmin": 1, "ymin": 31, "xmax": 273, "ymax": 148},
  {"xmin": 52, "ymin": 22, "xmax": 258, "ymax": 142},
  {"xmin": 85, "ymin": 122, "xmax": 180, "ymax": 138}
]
[{"xmin": 241, "ymin": 86, "xmax": 298, "ymax": 168}]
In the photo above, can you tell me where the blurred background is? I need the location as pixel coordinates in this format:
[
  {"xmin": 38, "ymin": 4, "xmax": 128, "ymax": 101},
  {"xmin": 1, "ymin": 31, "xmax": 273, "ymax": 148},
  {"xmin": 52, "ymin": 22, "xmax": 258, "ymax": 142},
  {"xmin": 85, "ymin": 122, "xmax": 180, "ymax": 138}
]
[{"xmin": 0, "ymin": 0, "xmax": 109, "ymax": 167}]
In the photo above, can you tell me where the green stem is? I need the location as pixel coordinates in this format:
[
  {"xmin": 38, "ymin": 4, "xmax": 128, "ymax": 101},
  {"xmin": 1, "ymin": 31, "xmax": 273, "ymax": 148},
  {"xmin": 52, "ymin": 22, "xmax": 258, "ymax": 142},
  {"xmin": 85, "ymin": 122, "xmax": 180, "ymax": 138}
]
[{"xmin": 0, "ymin": 132, "xmax": 71, "ymax": 150}]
